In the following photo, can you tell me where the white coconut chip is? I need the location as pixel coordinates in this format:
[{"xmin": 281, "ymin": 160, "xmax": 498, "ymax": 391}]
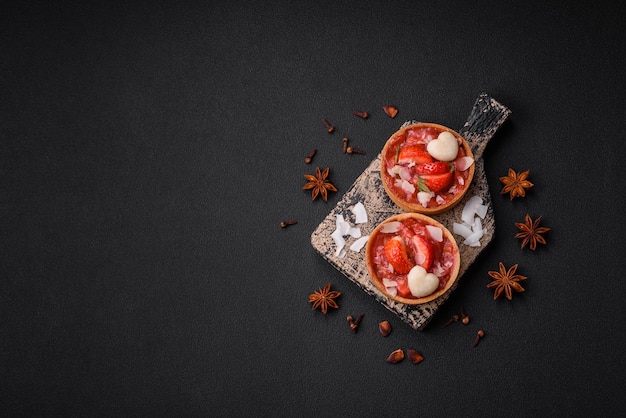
[
  {"xmin": 335, "ymin": 214, "xmax": 350, "ymax": 235},
  {"xmin": 461, "ymin": 195, "xmax": 484, "ymax": 225},
  {"xmin": 401, "ymin": 180, "xmax": 415, "ymax": 195},
  {"xmin": 475, "ymin": 204, "xmax": 488, "ymax": 219},
  {"xmin": 348, "ymin": 226, "xmax": 362, "ymax": 238},
  {"xmin": 331, "ymin": 228, "xmax": 346, "ymax": 257},
  {"xmin": 456, "ymin": 156, "xmax": 475, "ymax": 172},
  {"xmin": 349, "ymin": 235, "xmax": 369, "ymax": 252},
  {"xmin": 418, "ymin": 191, "xmax": 434, "ymax": 208},
  {"xmin": 463, "ymin": 227, "xmax": 484, "ymax": 246},
  {"xmin": 331, "ymin": 202, "xmax": 371, "ymax": 257},
  {"xmin": 454, "ymin": 195, "xmax": 489, "ymax": 247},
  {"xmin": 425, "ymin": 225, "xmax": 443, "ymax": 242},
  {"xmin": 399, "ymin": 166, "xmax": 412, "ymax": 181},
  {"xmin": 352, "ymin": 202, "xmax": 368, "ymax": 224},
  {"xmin": 473, "ymin": 216, "xmax": 483, "ymax": 234},
  {"xmin": 381, "ymin": 221, "xmax": 402, "ymax": 234},
  {"xmin": 453, "ymin": 222, "xmax": 474, "ymax": 239},
  {"xmin": 382, "ymin": 278, "xmax": 398, "ymax": 296}
]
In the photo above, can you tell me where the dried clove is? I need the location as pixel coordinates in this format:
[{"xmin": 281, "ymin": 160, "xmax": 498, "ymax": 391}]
[
  {"xmin": 442, "ymin": 314, "xmax": 459, "ymax": 327},
  {"xmin": 346, "ymin": 146, "xmax": 366, "ymax": 155},
  {"xmin": 342, "ymin": 137, "xmax": 349, "ymax": 153},
  {"xmin": 460, "ymin": 306, "xmax": 470, "ymax": 325},
  {"xmin": 353, "ymin": 111, "xmax": 369, "ymax": 119},
  {"xmin": 304, "ymin": 149, "xmax": 317, "ymax": 164},
  {"xmin": 473, "ymin": 330, "xmax": 485, "ymax": 347},
  {"xmin": 280, "ymin": 220, "xmax": 297, "ymax": 228},
  {"xmin": 322, "ymin": 118, "xmax": 334, "ymax": 133},
  {"xmin": 346, "ymin": 314, "xmax": 364, "ymax": 333}
]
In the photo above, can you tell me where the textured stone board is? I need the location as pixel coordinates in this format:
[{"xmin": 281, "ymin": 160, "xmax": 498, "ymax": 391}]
[{"xmin": 311, "ymin": 93, "xmax": 511, "ymax": 330}]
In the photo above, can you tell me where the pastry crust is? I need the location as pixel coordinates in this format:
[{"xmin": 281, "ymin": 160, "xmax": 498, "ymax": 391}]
[
  {"xmin": 380, "ymin": 123, "xmax": 475, "ymax": 215},
  {"xmin": 366, "ymin": 213, "xmax": 461, "ymax": 305}
]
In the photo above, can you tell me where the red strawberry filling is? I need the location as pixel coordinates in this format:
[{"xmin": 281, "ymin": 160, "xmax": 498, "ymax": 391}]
[
  {"xmin": 370, "ymin": 218, "xmax": 457, "ymax": 299},
  {"xmin": 382, "ymin": 125, "xmax": 473, "ymax": 209}
]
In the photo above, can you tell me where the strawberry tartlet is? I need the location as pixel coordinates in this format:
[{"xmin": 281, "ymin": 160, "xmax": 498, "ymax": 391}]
[
  {"xmin": 380, "ymin": 123, "xmax": 475, "ymax": 214},
  {"xmin": 366, "ymin": 213, "xmax": 461, "ymax": 305}
]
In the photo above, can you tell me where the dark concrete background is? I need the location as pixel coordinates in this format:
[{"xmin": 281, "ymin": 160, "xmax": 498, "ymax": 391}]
[{"xmin": 2, "ymin": 1, "xmax": 625, "ymax": 416}]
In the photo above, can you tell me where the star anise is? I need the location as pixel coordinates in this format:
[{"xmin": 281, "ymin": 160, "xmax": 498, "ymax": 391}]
[
  {"xmin": 308, "ymin": 282, "xmax": 341, "ymax": 314},
  {"xmin": 303, "ymin": 167, "xmax": 337, "ymax": 201},
  {"xmin": 499, "ymin": 168, "xmax": 533, "ymax": 200},
  {"xmin": 515, "ymin": 213, "xmax": 551, "ymax": 250},
  {"xmin": 487, "ymin": 262, "xmax": 527, "ymax": 300}
]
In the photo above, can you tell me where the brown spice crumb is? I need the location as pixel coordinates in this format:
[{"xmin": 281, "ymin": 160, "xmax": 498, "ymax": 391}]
[
  {"xmin": 378, "ymin": 320, "xmax": 391, "ymax": 336},
  {"xmin": 382, "ymin": 105, "xmax": 398, "ymax": 118},
  {"xmin": 386, "ymin": 348, "xmax": 404, "ymax": 364},
  {"xmin": 407, "ymin": 349, "xmax": 424, "ymax": 364}
]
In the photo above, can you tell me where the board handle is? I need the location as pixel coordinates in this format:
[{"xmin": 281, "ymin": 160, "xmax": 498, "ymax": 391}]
[{"xmin": 459, "ymin": 92, "xmax": 512, "ymax": 159}]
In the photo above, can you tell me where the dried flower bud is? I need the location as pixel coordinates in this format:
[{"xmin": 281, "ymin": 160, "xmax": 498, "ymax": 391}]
[
  {"xmin": 346, "ymin": 314, "xmax": 363, "ymax": 333},
  {"xmin": 407, "ymin": 349, "xmax": 424, "ymax": 364},
  {"xmin": 378, "ymin": 320, "xmax": 391, "ymax": 337},
  {"xmin": 386, "ymin": 348, "xmax": 405, "ymax": 364}
]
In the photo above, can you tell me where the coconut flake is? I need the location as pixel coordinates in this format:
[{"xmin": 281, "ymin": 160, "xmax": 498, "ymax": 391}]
[
  {"xmin": 331, "ymin": 228, "xmax": 346, "ymax": 257},
  {"xmin": 426, "ymin": 225, "xmax": 443, "ymax": 242},
  {"xmin": 382, "ymin": 278, "xmax": 398, "ymax": 296},
  {"xmin": 335, "ymin": 214, "xmax": 351, "ymax": 236},
  {"xmin": 382, "ymin": 278, "xmax": 398, "ymax": 288},
  {"xmin": 398, "ymin": 166, "xmax": 412, "ymax": 181},
  {"xmin": 349, "ymin": 235, "xmax": 369, "ymax": 252},
  {"xmin": 473, "ymin": 216, "xmax": 483, "ymax": 235},
  {"xmin": 453, "ymin": 222, "xmax": 474, "ymax": 239},
  {"xmin": 475, "ymin": 204, "xmax": 488, "ymax": 219},
  {"xmin": 348, "ymin": 226, "xmax": 362, "ymax": 238},
  {"xmin": 461, "ymin": 195, "xmax": 483, "ymax": 225},
  {"xmin": 463, "ymin": 229, "xmax": 484, "ymax": 246},
  {"xmin": 401, "ymin": 180, "xmax": 416, "ymax": 195},
  {"xmin": 456, "ymin": 156, "xmax": 475, "ymax": 172},
  {"xmin": 418, "ymin": 191, "xmax": 434, "ymax": 208},
  {"xmin": 454, "ymin": 195, "xmax": 489, "ymax": 247},
  {"xmin": 381, "ymin": 221, "xmax": 402, "ymax": 233},
  {"xmin": 352, "ymin": 202, "xmax": 368, "ymax": 224}
]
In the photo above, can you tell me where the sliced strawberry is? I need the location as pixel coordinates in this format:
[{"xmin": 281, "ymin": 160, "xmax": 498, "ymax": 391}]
[
  {"xmin": 420, "ymin": 171, "xmax": 454, "ymax": 193},
  {"xmin": 415, "ymin": 161, "xmax": 451, "ymax": 176},
  {"xmin": 383, "ymin": 236, "xmax": 414, "ymax": 274},
  {"xmin": 397, "ymin": 145, "xmax": 433, "ymax": 165},
  {"xmin": 410, "ymin": 235, "xmax": 434, "ymax": 271}
]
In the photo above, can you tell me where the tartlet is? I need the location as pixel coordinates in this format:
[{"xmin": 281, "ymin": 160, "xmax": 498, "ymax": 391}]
[
  {"xmin": 380, "ymin": 123, "xmax": 475, "ymax": 214},
  {"xmin": 365, "ymin": 213, "xmax": 461, "ymax": 305}
]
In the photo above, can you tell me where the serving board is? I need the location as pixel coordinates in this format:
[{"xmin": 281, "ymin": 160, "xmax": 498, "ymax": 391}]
[{"xmin": 311, "ymin": 93, "xmax": 511, "ymax": 330}]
